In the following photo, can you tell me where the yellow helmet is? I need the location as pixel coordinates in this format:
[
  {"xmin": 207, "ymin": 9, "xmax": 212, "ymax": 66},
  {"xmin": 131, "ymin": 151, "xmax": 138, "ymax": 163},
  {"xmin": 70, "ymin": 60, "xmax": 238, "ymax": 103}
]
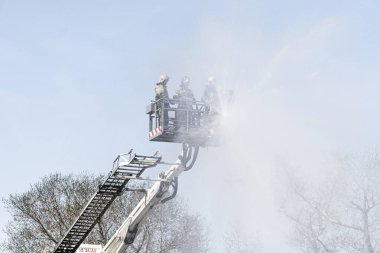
[{"xmin": 159, "ymin": 74, "xmax": 169, "ymax": 83}]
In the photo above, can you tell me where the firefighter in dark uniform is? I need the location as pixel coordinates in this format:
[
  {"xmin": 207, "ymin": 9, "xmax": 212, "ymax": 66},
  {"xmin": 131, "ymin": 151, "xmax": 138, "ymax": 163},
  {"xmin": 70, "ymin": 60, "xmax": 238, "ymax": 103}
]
[
  {"xmin": 173, "ymin": 76, "xmax": 195, "ymax": 130},
  {"xmin": 201, "ymin": 76, "xmax": 220, "ymax": 115},
  {"xmin": 155, "ymin": 74, "xmax": 170, "ymax": 128},
  {"xmin": 201, "ymin": 76, "xmax": 220, "ymax": 138}
]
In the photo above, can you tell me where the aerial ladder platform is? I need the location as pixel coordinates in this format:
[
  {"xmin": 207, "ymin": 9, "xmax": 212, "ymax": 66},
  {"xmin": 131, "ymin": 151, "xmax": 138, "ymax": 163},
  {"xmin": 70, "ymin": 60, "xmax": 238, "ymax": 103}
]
[{"xmin": 54, "ymin": 96, "xmax": 218, "ymax": 253}]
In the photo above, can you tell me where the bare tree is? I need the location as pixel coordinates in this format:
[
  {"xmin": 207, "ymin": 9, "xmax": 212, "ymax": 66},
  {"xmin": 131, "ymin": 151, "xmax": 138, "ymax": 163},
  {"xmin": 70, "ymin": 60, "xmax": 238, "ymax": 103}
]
[
  {"xmin": 129, "ymin": 198, "xmax": 209, "ymax": 253},
  {"xmin": 1, "ymin": 172, "xmax": 209, "ymax": 253},
  {"xmin": 284, "ymin": 149, "xmax": 380, "ymax": 253},
  {"xmin": 224, "ymin": 222, "xmax": 261, "ymax": 253}
]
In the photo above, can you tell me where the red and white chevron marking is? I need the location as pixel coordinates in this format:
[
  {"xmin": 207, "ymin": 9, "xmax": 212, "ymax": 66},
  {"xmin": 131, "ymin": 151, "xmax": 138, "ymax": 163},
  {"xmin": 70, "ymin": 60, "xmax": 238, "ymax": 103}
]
[{"xmin": 149, "ymin": 126, "xmax": 163, "ymax": 138}]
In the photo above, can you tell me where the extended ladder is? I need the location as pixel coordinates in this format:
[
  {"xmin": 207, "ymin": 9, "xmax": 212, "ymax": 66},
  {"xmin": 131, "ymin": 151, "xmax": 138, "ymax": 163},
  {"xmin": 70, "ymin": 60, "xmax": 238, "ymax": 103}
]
[{"xmin": 54, "ymin": 150, "xmax": 161, "ymax": 253}]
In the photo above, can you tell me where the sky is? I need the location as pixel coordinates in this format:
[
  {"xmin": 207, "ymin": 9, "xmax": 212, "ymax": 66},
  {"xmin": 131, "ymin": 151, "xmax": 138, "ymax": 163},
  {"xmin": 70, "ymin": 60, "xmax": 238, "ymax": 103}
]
[{"xmin": 1, "ymin": 0, "xmax": 380, "ymax": 252}]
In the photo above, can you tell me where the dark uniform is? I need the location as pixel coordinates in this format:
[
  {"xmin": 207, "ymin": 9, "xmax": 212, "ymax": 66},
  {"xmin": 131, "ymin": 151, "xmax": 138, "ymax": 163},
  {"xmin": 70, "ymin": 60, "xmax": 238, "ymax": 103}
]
[
  {"xmin": 201, "ymin": 83, "xmax": 220, "ymax": 115},
  {"xmin": 201, "ymin": 77, "xmax": 220, "ymax": 139},
  {"xmin": 173, "ymin": 77, "xmax": 195, "ymax": 130}
]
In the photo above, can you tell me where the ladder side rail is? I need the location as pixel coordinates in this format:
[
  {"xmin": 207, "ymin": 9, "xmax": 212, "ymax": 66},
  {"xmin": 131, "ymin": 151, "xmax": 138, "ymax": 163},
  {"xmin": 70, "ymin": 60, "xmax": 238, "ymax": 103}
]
[
  {"xmin": 55, "ymin": 193, "xmax": 120, "ymax": 253},
  {"xmin": 55, "ymin": 170, "xmax": 130, "ymax": 249},
  {"xmin": 54, "ymin": 178, "xmax": 128, "ymax": 253}
]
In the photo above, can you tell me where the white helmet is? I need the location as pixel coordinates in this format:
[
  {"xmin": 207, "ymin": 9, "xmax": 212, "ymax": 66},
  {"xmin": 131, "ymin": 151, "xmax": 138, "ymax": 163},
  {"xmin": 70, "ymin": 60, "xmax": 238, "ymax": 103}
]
[
  {"xmin": 208, "ymin": 76, "xmax": 216, "ymax": 86},
  {"xmin": 181, "ymin": 76, "xmax": 190, "ymax": 87},
  {"xmin": 159, "ymin": 74, "xmax": 169, "ymax": 83}
]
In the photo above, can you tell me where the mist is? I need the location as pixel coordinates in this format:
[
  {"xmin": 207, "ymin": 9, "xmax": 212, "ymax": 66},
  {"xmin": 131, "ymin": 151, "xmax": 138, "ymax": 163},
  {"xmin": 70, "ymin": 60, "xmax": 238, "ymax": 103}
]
[{"xmin": 174, "ymin": 2, "xmax": 380, "ymax": 252}]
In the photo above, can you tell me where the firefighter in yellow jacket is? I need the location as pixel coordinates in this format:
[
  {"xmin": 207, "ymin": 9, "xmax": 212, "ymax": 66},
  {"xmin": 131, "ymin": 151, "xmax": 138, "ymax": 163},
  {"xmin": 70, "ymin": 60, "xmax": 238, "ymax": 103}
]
[{"xmin": 155, "ymin": 74, "xmax": 170, "ymax": 128}]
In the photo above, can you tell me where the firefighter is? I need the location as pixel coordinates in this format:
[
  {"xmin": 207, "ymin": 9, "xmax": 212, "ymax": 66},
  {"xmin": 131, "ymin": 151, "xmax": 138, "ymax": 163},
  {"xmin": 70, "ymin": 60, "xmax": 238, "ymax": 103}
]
[
  {"xmin": 202, "ymin": 76, "xmax": 221, "ymax": 115},
  {"xmin": 155, "ymin": 74, "xmax": 169, "ymax": 101},
  {"xmin": 173, "ymin": 76, "xmax": 195, "ymax": 104},
  {"xmin": 155, "ymin": 74, "xmax": 170, "ymax": 128},
  {"xmin": 201, "ymin": 76, "xmax": 221, "ymax": 139},
  {"xmin": 173, "ymin": 76, "xmax": 195, "ymax": 130}
]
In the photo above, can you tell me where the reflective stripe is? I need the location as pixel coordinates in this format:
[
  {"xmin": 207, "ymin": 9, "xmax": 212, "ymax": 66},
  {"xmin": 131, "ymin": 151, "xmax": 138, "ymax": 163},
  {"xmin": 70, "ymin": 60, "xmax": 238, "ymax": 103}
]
[{"xmin": 148, "ymin": 127, "xmax": 162, "ymax": 138}]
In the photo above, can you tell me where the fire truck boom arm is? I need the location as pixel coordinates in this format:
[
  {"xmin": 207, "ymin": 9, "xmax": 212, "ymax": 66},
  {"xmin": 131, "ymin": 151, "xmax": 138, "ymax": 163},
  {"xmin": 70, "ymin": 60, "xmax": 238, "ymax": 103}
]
[{"xmin": 103, "ymin": 158, "xmax": 185, "ymax": 253}]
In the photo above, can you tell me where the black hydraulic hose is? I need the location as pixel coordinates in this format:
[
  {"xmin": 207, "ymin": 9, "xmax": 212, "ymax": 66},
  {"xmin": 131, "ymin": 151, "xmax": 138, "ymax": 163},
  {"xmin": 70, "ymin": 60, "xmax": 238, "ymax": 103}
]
[
  {"xmin": 181, "ymin": 143, "xmax": 192, "ymax": 165},
  {"xmin": 181, "ymin": 143, "xmax": 189, "ymax": 162},
  {"xmin": 185, "ymin": 146, "xmax": 193, "ymax": 163},
  {"xmin": 160, "ymin": 144, "xmax": 199, "ymax": 204},
  {"xmin": 161, "ymin": 177, "xmax": 178, "ymax": 203},
  {"xmin": 124, "ymin": 225, "xmax": 139, "ymax": 245},
  {"xmin": 184, "ymin": 146, "xmax": 199, "ymax": 171}
]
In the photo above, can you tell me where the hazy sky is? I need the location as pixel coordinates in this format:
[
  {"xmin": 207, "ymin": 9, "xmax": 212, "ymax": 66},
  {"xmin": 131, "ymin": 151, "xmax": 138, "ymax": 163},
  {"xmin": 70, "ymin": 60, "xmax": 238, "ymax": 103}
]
[{"xmin": 1, "ymin": 0, "xmax": 380, "ymax": 252}]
